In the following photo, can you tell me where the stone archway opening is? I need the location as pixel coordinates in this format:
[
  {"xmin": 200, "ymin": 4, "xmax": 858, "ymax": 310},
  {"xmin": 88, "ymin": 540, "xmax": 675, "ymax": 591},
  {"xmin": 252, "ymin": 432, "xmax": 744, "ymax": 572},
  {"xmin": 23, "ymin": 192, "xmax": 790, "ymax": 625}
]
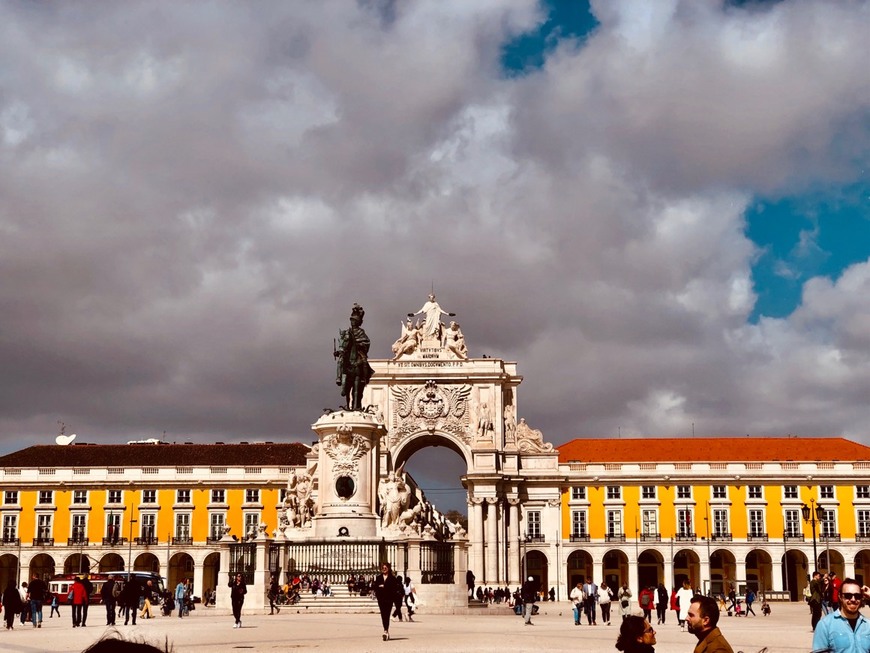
[
  {"xmin": 745, "ymin": 549, "xmax": 772, "ymax": 593},
  {"xmin": 135, "ymin": 552, "xmax": 161, "ymax": 574},
  {"xmin": 567, "ymin": 550, "xmax": 593, "ymax": 588},
  {"xmin": 29, "ymin": 552, "xmax": 56, "ymax": 581},
  {"xmin": 523, "ymin": 549, "xmax": 549, "ymax": 594},
  {"xmin": 398, "ymin": 435, "xmax": 470, "ymax": 529},
  {"xmin": 818, "ymin": 549, "xmax": 844, "ymax": 577},
  {"xmin": 99, "ymin": 552, "xmax": 125, "ymax": 572},
  {"xmin": 64, "ymin": 553, "xmax": 93, "ymax": 575},
  {"xmin": 169, "ymin": 552, "xmax": 194, "ymax": 590},
  {"xmin": 603, "ymin": 550, "xmax": 628, "ymax": 588},
  {"xmin": 674, "ymin": 549, "xmax": 700, "ymax": 588},
  {"xmin": 638, "ymin": 549, "xmax": 663, "ymax": 588},
  {"xmin": 0, "ymin": 553, "xmax": 18, "ymax": 590},
  {"xmin": 855, "ymin": 551, "xmax": 870, "ymax": 586},
  {"xmin": 710, "ymin": 549, "xmax": 736, "ymax": 595},
  {"xmin": 782, "ymin": 549, "xmax": 808, "ymax": 601}
]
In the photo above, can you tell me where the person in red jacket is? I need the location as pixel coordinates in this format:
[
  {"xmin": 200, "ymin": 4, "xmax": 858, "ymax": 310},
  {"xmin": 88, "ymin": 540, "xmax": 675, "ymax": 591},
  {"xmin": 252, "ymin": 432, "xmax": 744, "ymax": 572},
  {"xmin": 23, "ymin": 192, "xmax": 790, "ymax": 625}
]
[
  {"xmin": 70, "ymin": 577, "xmax": 89, "ymax": 627},
  {"xmin": 638, "ymin": 586, "xmax": 655, "ymax": 622}
]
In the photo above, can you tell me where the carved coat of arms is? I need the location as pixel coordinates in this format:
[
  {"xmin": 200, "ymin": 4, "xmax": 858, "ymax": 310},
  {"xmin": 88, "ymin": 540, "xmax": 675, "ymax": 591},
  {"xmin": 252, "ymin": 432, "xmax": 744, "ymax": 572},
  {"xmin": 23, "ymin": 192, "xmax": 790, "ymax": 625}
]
[{"xmin": 390, "ymin": 380, "xmax": 472, "ymax": 443}]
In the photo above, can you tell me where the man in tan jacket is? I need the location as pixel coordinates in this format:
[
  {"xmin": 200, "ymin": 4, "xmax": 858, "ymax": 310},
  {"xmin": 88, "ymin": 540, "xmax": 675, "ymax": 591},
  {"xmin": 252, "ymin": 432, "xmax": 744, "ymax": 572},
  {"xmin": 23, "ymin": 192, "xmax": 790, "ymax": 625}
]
[{"xmin": 686, "ymin": 595, "xmax": 734, "ymax": 653}]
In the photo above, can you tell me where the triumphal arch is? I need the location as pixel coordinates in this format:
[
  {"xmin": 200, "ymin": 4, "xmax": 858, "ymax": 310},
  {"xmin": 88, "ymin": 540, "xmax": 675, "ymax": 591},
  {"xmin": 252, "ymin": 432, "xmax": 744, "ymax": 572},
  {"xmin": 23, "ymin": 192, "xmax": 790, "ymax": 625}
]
[{"xmin": 361, "ymin": 295, "xmax": 564, "ymax": 587}]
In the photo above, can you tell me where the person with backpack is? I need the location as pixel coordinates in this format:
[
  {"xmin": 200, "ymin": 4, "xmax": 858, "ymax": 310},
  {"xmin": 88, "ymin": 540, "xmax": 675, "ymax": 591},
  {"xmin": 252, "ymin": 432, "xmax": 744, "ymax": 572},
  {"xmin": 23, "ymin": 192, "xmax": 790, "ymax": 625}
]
[
  {"xmin": 638, "ymin": 586, "xmax": 655, "ymax": 622},
  {"xmin": 655, "ymin": 583, "xmax": 669, "ymax": 625},
  {"xmin": 745, "ymin": 589, "xmax": 756, "ymax": 616}
]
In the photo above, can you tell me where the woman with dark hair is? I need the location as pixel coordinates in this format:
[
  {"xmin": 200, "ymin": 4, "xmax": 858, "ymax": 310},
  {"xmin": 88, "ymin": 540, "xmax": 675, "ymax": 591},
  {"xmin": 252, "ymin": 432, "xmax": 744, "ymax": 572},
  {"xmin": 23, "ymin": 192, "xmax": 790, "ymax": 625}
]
[
  {"xmin": 228, "ymin": 573, "xmax": 247, "ymax": 629},
  {"xmin": 374, "ymin": 562, "xmax": 400, "ymax": 641},
  {"xmin": 615, "ymin": 615, "xmax": 656, "ymax": 653}
]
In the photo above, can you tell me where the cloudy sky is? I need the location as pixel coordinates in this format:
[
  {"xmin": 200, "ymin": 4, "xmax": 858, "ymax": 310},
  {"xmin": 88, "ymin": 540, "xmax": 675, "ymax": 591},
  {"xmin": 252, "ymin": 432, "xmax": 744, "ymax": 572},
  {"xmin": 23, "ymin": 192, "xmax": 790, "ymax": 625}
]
[{"xmin": 1, "ymin": 0, "xmax": 868, "ymax": 506}]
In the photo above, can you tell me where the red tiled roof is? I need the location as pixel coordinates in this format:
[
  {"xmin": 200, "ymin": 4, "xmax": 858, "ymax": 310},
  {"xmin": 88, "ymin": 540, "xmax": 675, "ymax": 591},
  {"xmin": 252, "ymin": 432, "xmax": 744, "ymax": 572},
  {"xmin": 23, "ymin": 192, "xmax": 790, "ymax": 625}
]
[
  {"xmin": 556, "ymin": 437, "xmax": 870, "ymax": 463},
  {"xmin": 0, "ymin": 442, "xmax": 311, "ymax": 468}
]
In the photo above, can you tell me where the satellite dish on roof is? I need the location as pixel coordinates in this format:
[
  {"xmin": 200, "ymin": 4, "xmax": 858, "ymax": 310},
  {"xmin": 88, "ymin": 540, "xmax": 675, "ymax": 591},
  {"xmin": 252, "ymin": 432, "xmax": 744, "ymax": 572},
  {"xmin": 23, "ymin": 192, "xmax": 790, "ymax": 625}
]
[{"xmin": 56, "ymin": 433, "xmax": 76, "ymax": 446}]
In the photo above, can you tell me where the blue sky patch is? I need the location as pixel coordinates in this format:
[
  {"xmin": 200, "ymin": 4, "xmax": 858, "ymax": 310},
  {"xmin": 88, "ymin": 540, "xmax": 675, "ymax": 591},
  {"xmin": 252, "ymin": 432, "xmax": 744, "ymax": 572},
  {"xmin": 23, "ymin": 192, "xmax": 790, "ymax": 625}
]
[{"xmin": 746, "ymin": 183, "xmax": 870, "ymax": 322}]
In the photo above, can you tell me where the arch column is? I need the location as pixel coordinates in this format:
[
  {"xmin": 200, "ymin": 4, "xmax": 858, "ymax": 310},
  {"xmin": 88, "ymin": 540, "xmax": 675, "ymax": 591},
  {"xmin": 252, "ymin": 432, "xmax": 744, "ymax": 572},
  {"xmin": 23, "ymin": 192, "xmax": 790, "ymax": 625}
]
[
  {"xmin": 469, "ymin": 498, "xmax": 485, "ymax": 587},
  {"xmin": 507, "ymin": 499, "xmax": 521, "ymax": 585},
  {"xmin": 192, "ymin": 563, "xmax": 205, "ymax": 600},
  {"xmin": 735, "ymin": 559, "xmax": 747, "ymax": 588},
  {"xmin": 485, "ymin": 498, "xmax": 499, "ymax": 584}
]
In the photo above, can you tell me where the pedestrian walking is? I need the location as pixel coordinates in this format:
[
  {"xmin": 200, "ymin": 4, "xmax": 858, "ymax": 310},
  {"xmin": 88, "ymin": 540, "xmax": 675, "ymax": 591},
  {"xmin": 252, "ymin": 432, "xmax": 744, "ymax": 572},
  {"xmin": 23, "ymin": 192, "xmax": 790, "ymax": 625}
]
[
  {"xmin": 175, "ymin": 579, "xmax": 187, "ymax": 618},
  {"xmin": 521, "ymin": 575, "xmax": 538, "ymax": 626},
  {"xmin": 122, "ymin": 575, "xmax": 140, "ymax": 626},
  {"xmin": 655, "ymin": 583, "xmax": 668, "ymax": 625},
  {"xmin": 229, "ymin": 573, "xmax": 247, "ymax": 629},
  {"xmin": 26, "ymin": 573, "xmax": 47, "ymax": 628},
  {"xmin": 3, "ymin": 580, "xmax": 22, "ymax": 630},
  {"xmin": 615, "ymin": 614, "xmax": 656, "ymax": 653},
  {"xmin": 598, "ymin": 581, "xmax": 613, "ymax": 625},
  {"xmin": 50, "ymin": 591, "xmax": 61, "ymax": 618},
  {"xmin": 403, "ymin": 576, "xmax": 416, "ymax": 621},
  {"xmin": 374, "ymin": 562, "xmax": 400, "ymax": 640},
  {"xmin": 676, "ymin": 579, "xmax": 694, "ymax": 630},
  {"xmin": 268, "ymin": 573, "xmax": 280, "ymax": 615},
  {"xmin": 618, "ymin": 582, "xmax": 633, "ymax": 621},
  {"xmin": 70, "ymin": 576, "xmax": 89, "ymax": 628},
  {"xmin": 570, "ymin": 581, "xmax": 584, "ymax": 625},
  {"xmin": 100, "ymin": 576, "xmax": 117, "ymax": 626}
]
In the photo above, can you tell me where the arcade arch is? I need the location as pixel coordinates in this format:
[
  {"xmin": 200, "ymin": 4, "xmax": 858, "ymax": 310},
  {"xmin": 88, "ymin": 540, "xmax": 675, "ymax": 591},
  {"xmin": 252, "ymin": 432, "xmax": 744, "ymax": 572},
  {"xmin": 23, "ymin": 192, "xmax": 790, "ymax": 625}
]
[
  {"xmin": 203, "ymin": 552, "xmax": 221, "ymax": 597},
  {"xmin": 818, "ymin": 549, "xmax": 845, "ymax": 577},
  {"xmin": 674, "ymin": 549, "xmax": 700, "ymax": 588},
  {"xmin": 746, "ymin": 549, "xmax": 773, "ymax": 592},
  {"xmin": 710, "ymin": 549, "xmax": 736, "ymax": 595},
  {"xmin": 0, "ymin": 554, "xmax": 17, "ymax": 590},
  {"xmin": 168, "ymin": 552, "xmax": 194, "ymax": 589},
  {"xmin": 567, "ymin": 550, "xmax": 593, "ymax": 587},
  {"xmin": 637, "ymin": 550, "xmax": 663, "ymax": 588},
  {"xmin": 29, "ymin": 553, "xmax": 55, "ymax": 579},
  {"xmin": 64, "ymin": 553, "xmax": 92, "ymax": 575},
  {"xmin": 855, "ymin": 551, "xmax": 870, "ymax": 586},
  {"xmin": 523, "ymin": 549, "xmax": 549, "ymax": 593},
  {"xmin": 603, "ymin": 550, "xmax": 628, "ymax": 588},
  {"xmin": 98, "ymin": 553, "xmax": 125, "ymax": 572},
  {"xmin": 782, "ymin": 549, "xmax": 809, "ymax": 601}
]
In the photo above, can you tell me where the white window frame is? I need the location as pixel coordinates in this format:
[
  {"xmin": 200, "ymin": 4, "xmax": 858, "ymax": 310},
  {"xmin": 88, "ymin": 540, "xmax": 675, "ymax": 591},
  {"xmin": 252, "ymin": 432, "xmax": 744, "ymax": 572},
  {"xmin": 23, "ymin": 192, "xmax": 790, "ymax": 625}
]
[
  {"xmin": 676, "ymin": 485, "xmax": 691, "ymax": 499},
  {"xmin": 712, "ymin": 485, "xmax": 727, "ymax": 499},
  {"xmin": 106, "ymin": 512, "xmax": 122, "ymax": 541},
  {"xmin": 820, "ymin": 508, "xmax": 837, "ymax": 537},
  {"xmin": 641, "ymin": 486, "xmax": 656, "ymax": 500},
  {"xmin": 677, "ymin": 508, "xmax": 694, "ymax": 536},
  {"xmin": 748, "ymin": 485, "xmax": 763, "ymax": 499},
  {"xmin": 211, "ymin": 489, "xmax": 226, "ymax": 504},
  {"xmin": 72, "ymin": 490, "xmax": 88, "ymax": 505},
  {"xmin": 526, "ymin": 510, "xmax": 542, "ymax": 538},
  {"xmin": 606, "ymin": 486, "xmax": 621, "ymax": 500},
  {"xmin": 571, "ymin": 487, "xmax": 586, "ymax": 501},
  {"xmin": 177, "ymin": 489, "xmax": 192, "ymax": 504},
  {"xmin": 142, "ymin": 490, "xmax": 157, "ymax": 504},
  {"xmin": 784, "ymin": 509, "xmax": 801, "ymax": 537},
  {"xmin": 71, "ymin": 513, "xmax": 87, "ymax": 540},
  {"xmin": 712, "ymin": 508, "xmax": 729, "ymax": 536},
  {"xmin": 783, "ymin": 485, "xmax": 799, "ymax": 499},
  {"xmin": 38, "ymin": 490, "xmax": 53, "ymax": 505},
  {"xmin": 641, "ymin": 509, "xmax": 657, "ymax": 536},
  {"xmin": 140, "ymin": 513, "xmax": 156, "ymax": 540},
  {"xmin": 748, "ymin": 509, "xmax": 765, "ymax": 536},
  {"xmin": 244, "ymin": 512, "xmax": 261, "ymax": 539},
  {"xmin": 571, "ymin": 510, "xmax": 587, "ymax": 537},
  {"xmin": 209, "ymin": 512, "xmax": 226, "ymax": 540},
  {"xmin": 36, "ymin": 514, "xmax": 52, "ymax": 540},
  {"xmin": 107, "ymin": 490, "xmax": 123, "ymax": 505},
  {"xmin": 857, "ymin": 485, "xmax": 870, "ymax": 500},
  {"xmin": 820, "ymin": 485, "xmax": 835, "ymax": 500},
  {"xmin": 3, "ymin": 514, "xmax": 18, "ymax": 540},
  {"xmin": 245, "ymin": 489, "xmax": 260, "ymax": 504},
  {"xmin": 175, "ymin": 513, "xmax": 191, "ymax": 540}
]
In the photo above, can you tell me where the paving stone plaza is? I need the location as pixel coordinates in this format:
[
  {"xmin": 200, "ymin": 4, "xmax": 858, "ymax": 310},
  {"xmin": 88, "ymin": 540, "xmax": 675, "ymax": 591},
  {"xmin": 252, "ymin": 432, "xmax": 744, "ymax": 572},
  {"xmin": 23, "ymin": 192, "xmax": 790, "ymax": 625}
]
[{"xmin": 0, "ymin": 601, "xmax": 819, "ymax": 653}]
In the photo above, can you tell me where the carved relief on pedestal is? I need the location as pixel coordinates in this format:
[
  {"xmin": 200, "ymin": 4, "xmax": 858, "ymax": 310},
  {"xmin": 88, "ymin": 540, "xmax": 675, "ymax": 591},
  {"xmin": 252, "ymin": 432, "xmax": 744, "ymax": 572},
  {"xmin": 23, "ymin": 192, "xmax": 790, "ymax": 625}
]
[
  {"xmin": 322, "ymin": 424, "xmax": 369, "ymax": 483},
  {"xmin": 474, "ymin": 402, "xmax": 495, "ymax": 446},
  {"xmin": 503, "ymin": 404, "xmax": 517, "ymax": 450},
  {"xmin": 389, "ymin": 380, "xmax": 472, "ymax": 444},
  {"xmin": 515, "ymin": 417, "xmax": 555, "ymax": 453}
]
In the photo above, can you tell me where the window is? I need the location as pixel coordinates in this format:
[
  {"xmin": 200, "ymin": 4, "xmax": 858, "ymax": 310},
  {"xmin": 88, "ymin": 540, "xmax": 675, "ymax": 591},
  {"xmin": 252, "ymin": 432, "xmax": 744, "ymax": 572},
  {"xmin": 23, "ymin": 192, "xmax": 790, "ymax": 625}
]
[
  {"xmin": 571, "ymin": 511, "xmax": 587, "ymax": 537},
  {"xmin": 858, "ymin": 510, "xmax": 870, "ymax": 538},
  {"xmin": 526, "ymin": 510, "xmax": 542, "ymax": 538},
  {"xmin": 38, "ymin": 490, "xmax": 53, "ymax": 505},
  {"xmin": 142, "ymin": 490, "xmax": 156, "ymax": 504},
  {"xmin": 72, "ymin": 490, "xmax": 88, "ymax": 505},
  {"xmin": 713, "ymin": 508, "xmax": 729, "ymax": 536},
  {"xmin": 677, "ymin": 508, "xmax": 693, "ymax": 536},
  {"xmin": 748, "ymin": 485, "xmax": 763, "ymax": 499},
  {"xmin": 748, "ymin": 509, "xmax": 765, "ymax": 536},
  {"xmin": 820, "ymin": 485, "xmax": 835, "ymax": 500},
  {"xmin": 4, "ymin": 490, "xmax": 18, "ymax": 505},
  {"xmin": 211, "ymin": 489, "xmax": 226, "ymax": 504},
  {"xmin": 279, "ymin": 488, "xmax": 288, "ymax": 503},
  {"xmin": 784, "ymin": 509, "xmax": 801, "ymax": 537},
  {"xmin": 245, "ymin": 489, "xmax": 260, "ymax": 504},
  {"xmin": 175, "ymin": 513, "xmax": 191, "ymax": 540},
  {"xmin": 210, "ymin": 513, "xmax": 226, "ymax": 540},
  {"xmin": 36, "ymin": 514, "xmax": 52, "ymax": 540},
  {"xmin": 141, "ymin": 514, "xmax": 156, "ymax": 540},
  {"xmin": 2, "ymin": 514, "xmax": 17, "ymax": 541},
  {"xmin": 606, "ymin": 486, "xmax": 621, "ymax": 500},
  {"xmin": 571, "ymin": 487, "xmax": 586, "ymax": 501},
  {"xmin": 858, "ymin": 486, "xmax": 870, "ymax": 499},
  {"xmin": 820, "ymin": 508, "xmax": 837, "ymax": 537},
  {"xmin": 176, "ymin": 489, "xmax": 191, "ymax": 504},
  {"xmin": 244, "ymin": 512, "xmax": 260, "ymax": 539},
  {"xmin": 606, "ymin": 510, "xmax": 622, "ymax": 537},
  {"xmin": 642, "ymin": 509, "xmax": 657, "ymax": 536},
  {"xmin": 106, "ymin": 513, "xmax": 122, "ymax": 542},
  {"xmin": 712, "ymin": 485, "xmax": 727, "ymax": 499},
  {"xmin": 641, "ymin": 486, "xmax": 656, "ymax": 500},
  {"xmin": 71, "ymin": 514, "xmax": 87, "ymax": 541},
  {"xmin": 677, "ymin": 486, "xmax": 691, "ymax": 499},
  {"xmin": 783, "ymin": 485, "xmax": 798, "ymax": 499},
  {"xmin": 107, "ymin": 490, "xmax": 122, "ymax": 504}
]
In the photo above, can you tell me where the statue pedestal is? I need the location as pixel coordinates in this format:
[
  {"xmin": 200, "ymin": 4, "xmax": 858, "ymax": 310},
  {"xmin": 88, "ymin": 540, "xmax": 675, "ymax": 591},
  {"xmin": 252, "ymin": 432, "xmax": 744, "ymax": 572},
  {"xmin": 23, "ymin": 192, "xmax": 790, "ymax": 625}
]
[{"xmin": 312, "ymin": 410, "xmax": 385, "ymax": 539}]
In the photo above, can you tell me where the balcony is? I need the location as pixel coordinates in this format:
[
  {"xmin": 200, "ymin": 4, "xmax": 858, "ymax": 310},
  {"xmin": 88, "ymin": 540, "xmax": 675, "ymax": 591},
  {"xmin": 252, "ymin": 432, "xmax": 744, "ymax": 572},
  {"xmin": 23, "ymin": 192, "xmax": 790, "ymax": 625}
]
[
  {"xmin": 712, "ymin": 533, "xmax": 733, "ymax": 542},
  {"xmin": 34, "ymin": 537, "xmax": 54, "ymax": 546},
  {"xmin": 821, "ymin": 533, "xmax": 841, "ymax": 542},
  {"xmin": 67, "ymin": 537, "xmax": 89, "ymax": 546},
  {"xmin": 747, "ymin": 533, "xmax": 769, "ymax": 542},
  {"xmin": 569, "ymin": 534, "xmax": 590, "ymax": 543},
  {"xmin": 606, "ymin": 534, "xmax": 626, "ymax": 543},
  {"xmin": 2, "ymin": 536, "xmax": 20, "ymax": 545},
  {"xmin": 206, "ymin": 536, "xmax": 224, "ymax": 545},
  {"xmin": 172, "ymin": 536, "xmax": 193, "ymax": 546},
  {"xmin": 855, "ymin": 535, "xmax": 870, "ymax": 543},
  {"xmin": 784, "ymin": 534, "xmax": 805, "ymax": 542},
  {"xmin": 676, "ymin": 533, "xmax": 697, "ymax": 542},
  {"xmin": 135, "ymin": 536, "xmax": 159, "ymax": 546},
  {"xmin": 640, "ymin": 533, "xmax": 662, "ymax": 542},
  {"xmin": 102, "ymin": 537, "xmax": 128, "ymax": 546}
]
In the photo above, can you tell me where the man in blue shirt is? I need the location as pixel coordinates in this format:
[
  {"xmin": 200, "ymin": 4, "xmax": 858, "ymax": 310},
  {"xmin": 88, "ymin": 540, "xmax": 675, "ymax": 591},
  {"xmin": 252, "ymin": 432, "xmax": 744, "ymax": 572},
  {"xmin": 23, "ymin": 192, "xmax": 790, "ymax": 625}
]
[{"xmin": 812, "ymin": 578, "xmax": 870, "ymax": 653}]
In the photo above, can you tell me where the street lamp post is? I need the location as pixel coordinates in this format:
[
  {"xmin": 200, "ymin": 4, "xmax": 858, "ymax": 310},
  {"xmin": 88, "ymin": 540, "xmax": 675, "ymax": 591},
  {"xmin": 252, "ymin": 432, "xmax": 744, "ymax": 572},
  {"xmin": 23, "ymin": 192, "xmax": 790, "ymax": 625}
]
[
  {"xmin": 127, "ymin": 498, "xmax": 137, "ymax": 580},
  {"xmin": 802, "ymin": 499, "xmax": 825, "ymax": 571}
]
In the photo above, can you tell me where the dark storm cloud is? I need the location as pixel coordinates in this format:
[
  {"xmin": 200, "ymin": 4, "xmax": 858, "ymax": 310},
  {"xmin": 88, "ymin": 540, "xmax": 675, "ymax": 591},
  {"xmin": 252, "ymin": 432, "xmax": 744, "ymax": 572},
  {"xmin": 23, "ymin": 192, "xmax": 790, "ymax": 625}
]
[{"xmin": 0, "ymin": 0, "xmax": 868, "ymax": 459}]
